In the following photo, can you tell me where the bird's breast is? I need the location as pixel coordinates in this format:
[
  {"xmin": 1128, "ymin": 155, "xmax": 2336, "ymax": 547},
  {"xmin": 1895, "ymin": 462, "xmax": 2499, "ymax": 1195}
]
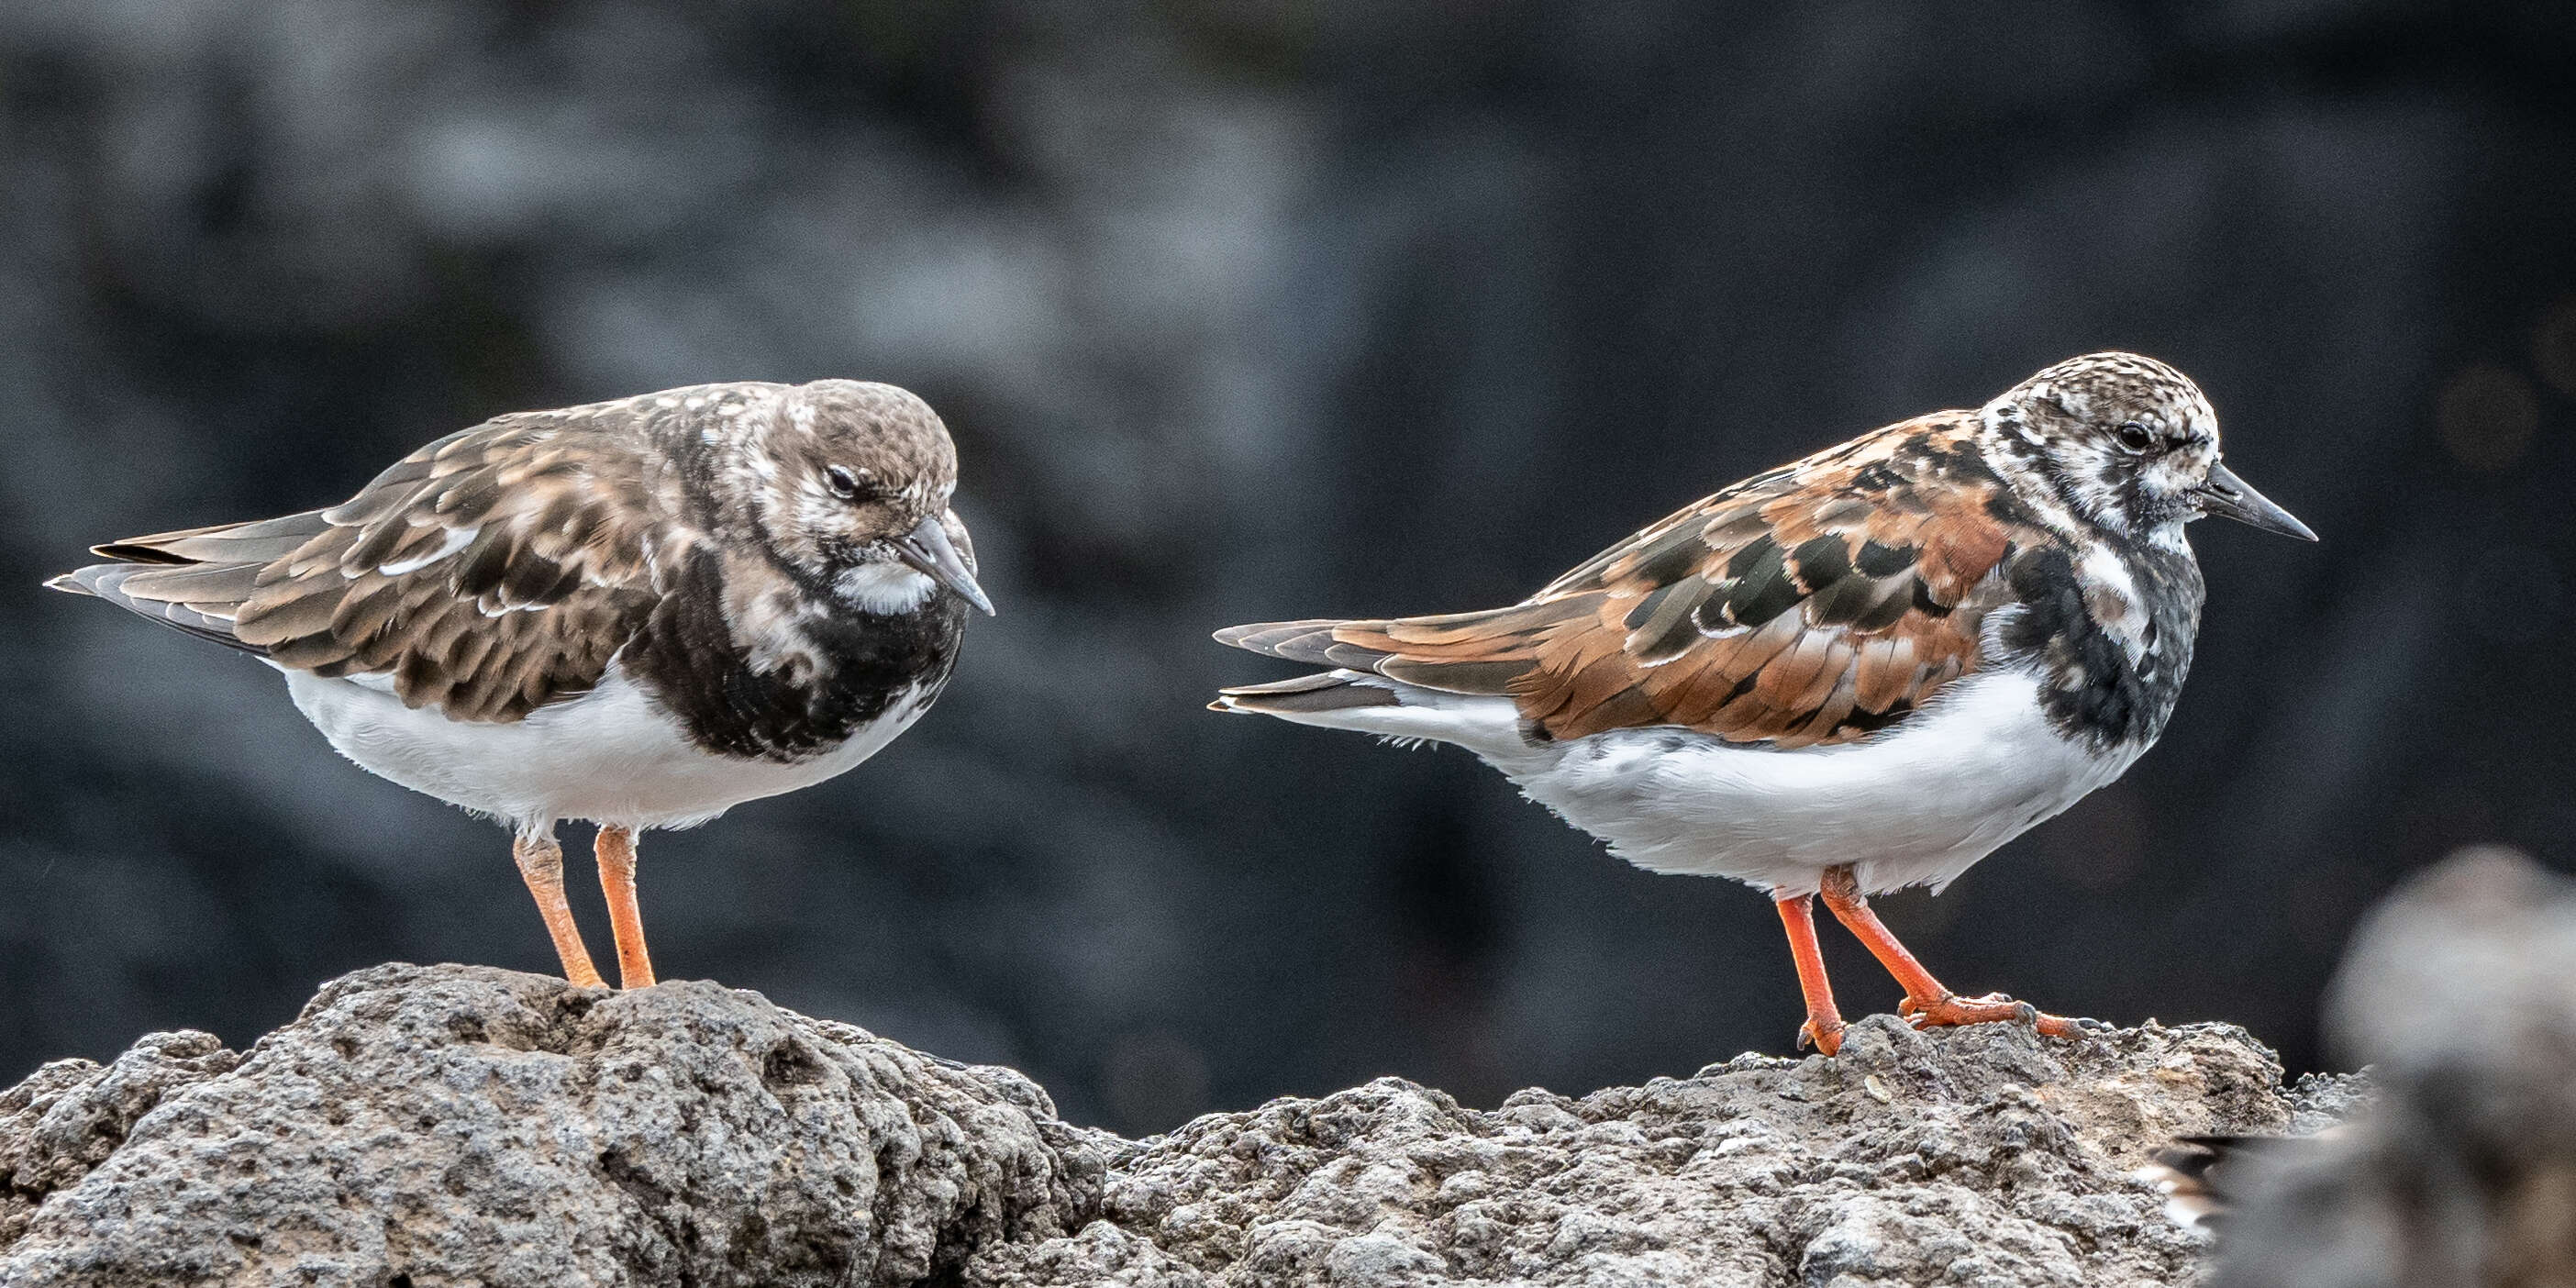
[
  {"xmin": 1998, "ymin": 540, "xmax": 2203, "ymax": 752},
  {"xmin": 625, "ymin": 547, "xmax": 968, "ymax": 763}
]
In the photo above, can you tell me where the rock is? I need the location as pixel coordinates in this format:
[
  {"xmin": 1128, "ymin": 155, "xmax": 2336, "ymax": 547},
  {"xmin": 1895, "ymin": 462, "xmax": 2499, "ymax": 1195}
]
[
  {"xmin": 0, "ymin": 1032, "xmax": 242, "ymax": 1249},
  {"xmin": 0, "ymin": 964, "xmax": 1102, "ymax": 1287},
  {"xmin": 983, "ymin": 1016, "xmax": 2321, "ymax": 1288},
  {"xmin": 2213, "ymin": 847, "xmax": 2576, "ymax": 1288},
  {"xmin": 3, "ymin": 964, "xmax": 2341, "ymax": 1287}
]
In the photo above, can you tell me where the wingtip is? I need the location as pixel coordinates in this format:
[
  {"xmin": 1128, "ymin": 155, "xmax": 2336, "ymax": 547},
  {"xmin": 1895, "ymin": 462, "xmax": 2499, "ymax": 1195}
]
[
  {"xmin": 1213, "ymin": 672, "xmax": 1401, "ymax": 716},
  {"xmin": 43, "ymin": 571, "xmax": 93, "ymax": 596},
  {"xmin": 86, "ymin": 539, "xmax": 182, "ymax": 564}
]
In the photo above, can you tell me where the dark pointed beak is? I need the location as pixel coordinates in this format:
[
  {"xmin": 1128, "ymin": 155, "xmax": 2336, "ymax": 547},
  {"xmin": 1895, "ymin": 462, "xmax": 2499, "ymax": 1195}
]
[
  {"xmin": 2194, "ymin": 461, "xmax": 2316, "ymax": 541},
  {"xmin": 895, "ymin": 516, "xmax": 995, "ymax": 615}
]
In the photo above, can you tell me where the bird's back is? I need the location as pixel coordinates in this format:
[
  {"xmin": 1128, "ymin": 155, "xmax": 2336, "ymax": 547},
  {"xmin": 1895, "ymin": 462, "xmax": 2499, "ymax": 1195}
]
[{"xmin": 1215, "ymin": 412, "xmax": 2207, "ymax": 893}]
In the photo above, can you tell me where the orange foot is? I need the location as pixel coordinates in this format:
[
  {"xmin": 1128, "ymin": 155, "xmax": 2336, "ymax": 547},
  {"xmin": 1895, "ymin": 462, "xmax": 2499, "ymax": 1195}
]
[
  {"xmin": 1900, "ymin": 991, "xmax": 2085, "ymax": 1038},
  {"xmin": 1798, "ymin": 1015, "xmax": 1849, "ymax": 1056}
]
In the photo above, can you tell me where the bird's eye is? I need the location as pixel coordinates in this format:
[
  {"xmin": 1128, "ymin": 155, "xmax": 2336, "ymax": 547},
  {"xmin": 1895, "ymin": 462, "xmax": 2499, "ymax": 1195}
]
[
  {"xmin": 824, "ymin": 465, "xmax": 872, "ymax": 501},
  {"xmin": 2114, "ymin": 421, "xmax": 2158, "ymax": 453}
]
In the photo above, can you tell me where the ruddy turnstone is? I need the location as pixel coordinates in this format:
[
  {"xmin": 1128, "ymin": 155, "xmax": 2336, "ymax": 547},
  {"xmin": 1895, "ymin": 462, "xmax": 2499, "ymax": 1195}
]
[
  {"xmin": 1212, "ymin": 352, "xmax": 2314, "ymax": 1054},
  {"xmin": 49, "ymin": 379, "xmax": 993, "ymax": 990}
]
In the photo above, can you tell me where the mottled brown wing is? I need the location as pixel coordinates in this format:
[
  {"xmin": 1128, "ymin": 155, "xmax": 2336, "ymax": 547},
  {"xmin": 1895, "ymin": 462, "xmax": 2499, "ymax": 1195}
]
[
  {"xmin": 1217, "ymin": 415, "xmax": 2043, "ymax": 748},
  {"xmin": 61, "ymin": 413, "xmax": 687, "ymax": 722}
]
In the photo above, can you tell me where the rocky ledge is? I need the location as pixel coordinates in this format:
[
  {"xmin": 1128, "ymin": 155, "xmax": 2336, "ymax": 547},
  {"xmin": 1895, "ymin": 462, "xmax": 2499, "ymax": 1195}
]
[{"xmin": 0, "ymin": 964, "xmax": 2353, "ymax": 1287}]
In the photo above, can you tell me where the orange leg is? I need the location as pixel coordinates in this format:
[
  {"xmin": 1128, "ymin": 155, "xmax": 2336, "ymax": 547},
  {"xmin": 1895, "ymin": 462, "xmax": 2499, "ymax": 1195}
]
[
  {"xmin": 1816, "ymin": 864, "xmax": 2080, "ymax": 1038},
  {"xmin": 594, "ymin": 825, "xmax": 656, "ymax": 990},
  {"xmin": 514, "ymin": 832, "xmax": 605, "ymax": 988},
  {"xmin": 1774, "ymin": 892, "xmax": 1847, "ymax": 1055}
]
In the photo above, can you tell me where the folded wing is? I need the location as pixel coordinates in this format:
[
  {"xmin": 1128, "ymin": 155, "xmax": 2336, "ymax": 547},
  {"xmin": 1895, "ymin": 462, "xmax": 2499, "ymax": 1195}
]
[
  {"xmin": 1216, "ymin": 416, "xmax": 2041, "ymax": 749},
  {"xmin": 50, "ymin": 412, "xmax": 687, "ymax": 723}
]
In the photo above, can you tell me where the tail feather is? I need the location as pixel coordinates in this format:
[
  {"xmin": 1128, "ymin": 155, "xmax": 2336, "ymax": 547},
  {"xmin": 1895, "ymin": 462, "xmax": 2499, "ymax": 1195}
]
[
  {"xmin": 48, "ymin": 563, "xmax": 262, "ymax": 651},
  {"xmin": 90, "ymin": 511, "xmax": 328, "ymax": 566},
  {"xmin": 1211, "ymin": 670, "xmax": 1402, "ymax": 716},
  {"xmin": 45, "ymin": 513, "xmax": 322, "ymax": 656},
  {"xmin": 1212, "ymin": 619, "xmax": 1395, "ymax": 670},
  {"xmin": 1214, "ymin": 606, "xmax": 1563, "ymax": 697},
  {"xmin": 1207, "ymin": 665, "xmax": 1529, "ymax": 757}
]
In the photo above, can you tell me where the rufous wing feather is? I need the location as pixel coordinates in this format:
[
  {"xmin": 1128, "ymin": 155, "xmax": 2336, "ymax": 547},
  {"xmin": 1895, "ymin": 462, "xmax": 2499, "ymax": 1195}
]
[{"xmin": 1217, "ymin": 413, "xmax": 2044, "ymax": 748}]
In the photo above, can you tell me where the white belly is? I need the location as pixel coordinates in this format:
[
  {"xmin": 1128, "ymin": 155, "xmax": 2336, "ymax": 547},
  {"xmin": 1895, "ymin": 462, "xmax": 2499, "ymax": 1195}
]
[
  {"xmin": 280, "ymin": 661, "xmax": 934, "ymax": 834},
  {"xmin": 1498, "ymin": 670, "xmax": 2137, "ymax": 894},
  {"xmin": 1247, "ymin": 667, "xmax": 2137, "ymax": 897}
]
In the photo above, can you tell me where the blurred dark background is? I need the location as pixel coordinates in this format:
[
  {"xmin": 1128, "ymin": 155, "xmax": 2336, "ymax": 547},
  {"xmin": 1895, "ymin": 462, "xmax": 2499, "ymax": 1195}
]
[{"xmin": 3, "ymin": 1, "xmax": 2571, "ymax": 1135}]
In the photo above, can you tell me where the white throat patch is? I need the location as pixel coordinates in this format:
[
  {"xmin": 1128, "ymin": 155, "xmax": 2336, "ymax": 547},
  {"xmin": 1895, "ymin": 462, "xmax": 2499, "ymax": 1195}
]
[{"xmin": 837, "ymin": 562, "xmax": 938, "ymax": 614}]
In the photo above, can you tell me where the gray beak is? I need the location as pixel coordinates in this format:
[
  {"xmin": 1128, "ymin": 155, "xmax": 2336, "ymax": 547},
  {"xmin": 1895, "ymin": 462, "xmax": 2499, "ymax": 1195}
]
[
  {"xmin": 895, "ymin": 516, "xmax": 995, "ymax": 616},
  {"xmin": 2194, "ymin": 461, "xmax": 2316, "ymax": 542}
]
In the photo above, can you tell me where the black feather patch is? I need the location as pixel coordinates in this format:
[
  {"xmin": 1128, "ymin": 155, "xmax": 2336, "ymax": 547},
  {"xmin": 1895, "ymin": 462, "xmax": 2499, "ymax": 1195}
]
[
  {"xmin": 1628, "ymin": 523, "xmax": 1710, "ymax": 585},
  {"xmin": 1854, "ymin": 540, "xmax": 1915, "ymax": 577},
  {"xmin": 1788, "ymin": 536, "xmax": 1851, "ymax": 592},
  {"xmin": 1804, "ymin": 572, "xmax": 1882, "ymax": 627},
  {"xmin": 454, "ymin": 531, "xmax": 516, "ymax": 597},
  {"xmin": 1999, "ymin": 543, "xmax": 2201, "ymax": 749},
  {"xmin": 628, "ymin": 546, "xmax": 968, "ymax": 762},
  {"xmin": 1626, "ymin": 576, "xmax": 1710, "ymax": 662},
  {"xmin": 1849, "ymin": 582, "xmax": 1914, "ymax": 632},
  {"xmin": 1709, "ymin": 539, "xmax": 1801, "ymax": 628}
]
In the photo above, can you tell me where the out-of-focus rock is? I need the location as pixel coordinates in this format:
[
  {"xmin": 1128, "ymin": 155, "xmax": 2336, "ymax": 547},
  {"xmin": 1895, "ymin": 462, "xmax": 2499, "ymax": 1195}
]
[
  {"xmin": 2213, "ymin": 846, "xmax": 2576, "ymax": 1288},
  {"xmin": 0, "ymin": 962, "xmax": 2348, "ymax": 1286}
]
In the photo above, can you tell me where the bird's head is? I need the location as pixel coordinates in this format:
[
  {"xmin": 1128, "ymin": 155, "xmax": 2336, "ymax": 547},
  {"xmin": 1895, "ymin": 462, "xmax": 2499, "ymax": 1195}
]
[
  {"xmin": 1980, "ymin": 351, "xmax": 2314, "ymax": 549},
  {"xmin": 734, "ymin": 379, "xmax": 993, "ymax": 616}
]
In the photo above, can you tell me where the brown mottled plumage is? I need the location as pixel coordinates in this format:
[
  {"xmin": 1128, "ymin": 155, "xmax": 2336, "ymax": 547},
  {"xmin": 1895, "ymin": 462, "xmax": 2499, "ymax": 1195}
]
[
  {"xmin": 84, "ymin": 416, "xmax": 676, "ymax": 722},
  {"xmin": 50, "ymin": 379, "xmax": 994, "ymax": 992}
]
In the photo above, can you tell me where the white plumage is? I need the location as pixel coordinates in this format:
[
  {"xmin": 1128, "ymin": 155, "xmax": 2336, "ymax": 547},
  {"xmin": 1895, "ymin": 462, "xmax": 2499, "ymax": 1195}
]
[
  {"xmin": 1220, "ymin": 663, "xmax": 2137, "ymax": 898},
  {"xmin": 281, "ymin": 660, "xmax": 936, "ymax": 838}
]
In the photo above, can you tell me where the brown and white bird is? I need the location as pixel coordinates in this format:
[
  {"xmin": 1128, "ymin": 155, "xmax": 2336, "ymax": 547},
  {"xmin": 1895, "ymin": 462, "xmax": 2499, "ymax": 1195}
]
[
  {"xmin": 50, "ymin": 380, "xmax": 993, "ymax": 990},
  {"xmin": 1213, "ymin": 352, "xmax": 2313, "ymax": 1053}
]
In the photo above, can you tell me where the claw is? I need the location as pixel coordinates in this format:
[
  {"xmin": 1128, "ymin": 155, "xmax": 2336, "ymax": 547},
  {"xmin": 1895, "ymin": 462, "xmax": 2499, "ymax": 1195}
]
[
  {"xmin": 1798, "ymin": 1016, "xmax": 1847, "ymax": 1057},
  {"xmin": 1900, "ymin": 991, "xmax": 2085, "ymax": 1038},
  {"xmin": 1809, "ymin": 865, "xmax": 2094, "ymax": 1045}
]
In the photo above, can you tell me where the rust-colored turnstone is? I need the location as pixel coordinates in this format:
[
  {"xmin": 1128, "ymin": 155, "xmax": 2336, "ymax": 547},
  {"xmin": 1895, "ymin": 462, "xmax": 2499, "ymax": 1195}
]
[{"xmin": 1213, "ymin": 352, "xmax": 2314, "ymax": 1054}]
